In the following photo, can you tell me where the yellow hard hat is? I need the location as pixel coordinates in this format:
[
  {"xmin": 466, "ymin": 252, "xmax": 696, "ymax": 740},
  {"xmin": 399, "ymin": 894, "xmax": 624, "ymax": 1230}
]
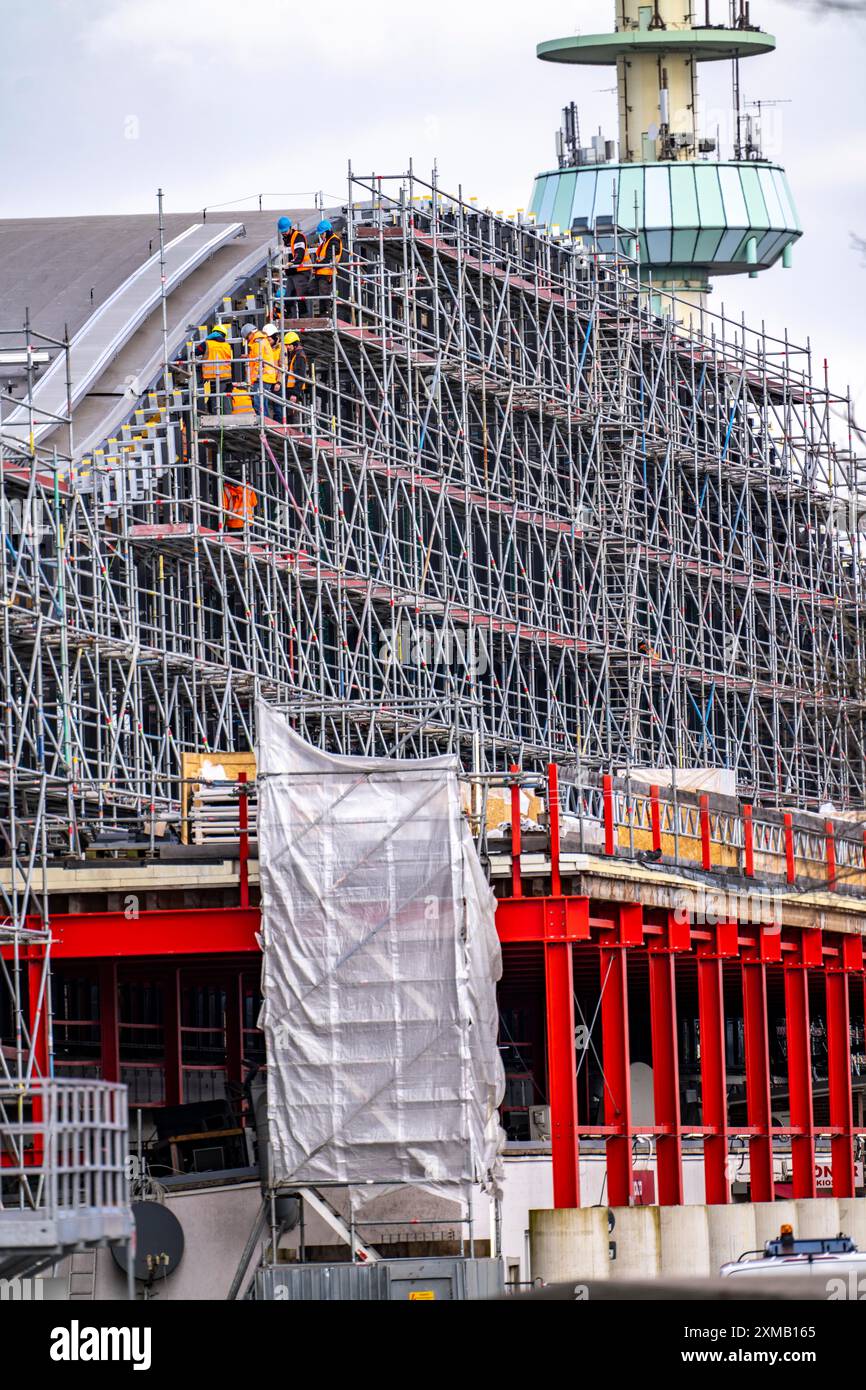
[
  {"xmin": 284, "ymin": 331, "xmax": 300, "ymax": 345},
  {"xmin": 214, "ymin": 323, "xmax": 231, "ymax": 338}
]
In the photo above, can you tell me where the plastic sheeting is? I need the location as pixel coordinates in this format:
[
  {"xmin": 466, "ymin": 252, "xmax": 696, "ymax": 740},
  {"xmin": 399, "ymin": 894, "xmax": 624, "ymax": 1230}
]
[{"xmin": 256, "ymin": 703, "xmax": 505, "ymax": 1198}]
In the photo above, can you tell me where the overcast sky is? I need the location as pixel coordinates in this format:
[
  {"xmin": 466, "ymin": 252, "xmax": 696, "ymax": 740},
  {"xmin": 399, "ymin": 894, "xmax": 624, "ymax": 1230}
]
[{"xmin": 2, "ymin": 0, "xmax": 864, "ymax": 403}]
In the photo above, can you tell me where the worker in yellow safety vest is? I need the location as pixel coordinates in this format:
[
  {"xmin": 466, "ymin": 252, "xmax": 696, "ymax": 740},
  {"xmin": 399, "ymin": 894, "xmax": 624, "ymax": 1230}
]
[
  {"xmin": 228, "ymin": 382, "xmax": 254, "ymax": 414},
  {"xmin": 222, "ymin": 480, "xmax": 258, "ymax": 530},
  {"xmin": 241, "ymin": 322, "xmax": 280, "ymax": 418},
  {"xmin": 181, "ymin": 324, "xmax": 234, "ymax": 414}
]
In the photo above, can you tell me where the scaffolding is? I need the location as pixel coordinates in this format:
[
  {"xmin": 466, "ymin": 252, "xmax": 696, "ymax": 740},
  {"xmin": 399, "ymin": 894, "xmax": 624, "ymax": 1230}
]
[{"xmin": 1, "ymin": 165, "xmax": 865, "ymax": 954}]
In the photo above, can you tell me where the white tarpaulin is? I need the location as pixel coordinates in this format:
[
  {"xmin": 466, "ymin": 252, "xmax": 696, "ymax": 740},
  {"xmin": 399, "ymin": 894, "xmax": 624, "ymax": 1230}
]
[{"xmin": 256, "ymin": 703, "xmax": 505, "ymax": 1198}]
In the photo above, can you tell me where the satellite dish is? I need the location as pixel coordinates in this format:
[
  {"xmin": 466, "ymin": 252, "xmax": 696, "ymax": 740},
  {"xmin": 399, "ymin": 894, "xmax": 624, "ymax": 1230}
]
[
  {"xmin": 647, "ymin": 123, "xmax": 660, "ymax": 142},
  {"xmin": 112, "ymin": 1200, "xmax": 185, "ymax": 1281}
]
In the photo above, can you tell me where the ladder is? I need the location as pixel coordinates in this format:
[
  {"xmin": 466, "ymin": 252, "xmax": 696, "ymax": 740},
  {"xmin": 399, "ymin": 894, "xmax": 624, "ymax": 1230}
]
[{"xmin": 67, "ymin": 1248, "xmax": 98, "ymax": 1300}]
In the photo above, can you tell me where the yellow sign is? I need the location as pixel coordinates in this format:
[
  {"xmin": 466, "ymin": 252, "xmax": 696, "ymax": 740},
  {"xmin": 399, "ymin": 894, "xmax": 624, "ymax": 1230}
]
[{"xmin": 408, "ymin": 1291, "xmax": 435, "ymax": 1300}]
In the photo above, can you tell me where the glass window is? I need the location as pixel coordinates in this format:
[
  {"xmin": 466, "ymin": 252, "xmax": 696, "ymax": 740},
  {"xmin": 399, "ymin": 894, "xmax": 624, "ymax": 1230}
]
[
  {"xmin": 670, "ymin": 166, "xmax": 699, "ymax": 228},
  {"xmin": 672, "ymin": 227, "xmax": 699, "ymax": 261},
  {"xmin": 739, "ymin": 166, "xmax": 769, "ymax": 229},
  {"xmin": 529, "ymin": 176, "xmax": 548, "ymax": 220},
  {"xmin": 715, "ymin": 227, "xmax": 745, "ymax": 262},
  {"xmin": 552, "ymin": 171, "xmax": 577, "ymax": 230},
  {"xmin": 594, "ymin": 169, "xmax": 618, "ymax": 223},
  {"xmin": 538, "ymin": 176, "xmax": 558, "ymax": 226},
  {"xmin": 772, "ymin": 168, "xmax": 800, "ymax": 231},
  {"xmin": 695, "ymin": 166, "xmax": 724, "ymax": 227},
  {"xmin": 570, "ymin": 170, "xmax": 598, "ymax": 227},
  {"xmin": 693, "ymin": 228, "xmax": 724, "ymax": 261},
  {"xmin": 644, "ymin": 166, "xmax": 672, "ymax": 227},
  {"xmin": 645, "ymin": 228, "xmax": 673, "ymax": 262},
  {"xmin": 618, "ymin": 166, "xmax": 644, "ymax": 234},
  {"xmin": 758, "ymin": 167, "xmax": 785, "ymax": 228},
  {"xmin": 718, "ymin": 166, "xmax": 749, "ymax": 227}
]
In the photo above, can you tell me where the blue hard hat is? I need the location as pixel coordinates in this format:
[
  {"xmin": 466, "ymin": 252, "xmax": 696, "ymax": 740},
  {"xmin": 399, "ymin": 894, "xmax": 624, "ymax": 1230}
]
[
  {"xmin": 317, "ymin": 219, "xmax": 332, "ymax": 235},
  {"xmin": 277, "ymin": 216, "xmax": 292, "ymax": 232}
]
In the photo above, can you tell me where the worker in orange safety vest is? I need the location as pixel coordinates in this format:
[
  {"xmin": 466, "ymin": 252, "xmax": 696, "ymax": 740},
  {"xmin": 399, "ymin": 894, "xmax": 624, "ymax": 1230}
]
[
  {"xmin": 222, "ymin": 480, "xmax": 258, "ymax": 530},
  {"xmin": 240, "ymin": 322, "xmax": 279, "ymax": 418}
]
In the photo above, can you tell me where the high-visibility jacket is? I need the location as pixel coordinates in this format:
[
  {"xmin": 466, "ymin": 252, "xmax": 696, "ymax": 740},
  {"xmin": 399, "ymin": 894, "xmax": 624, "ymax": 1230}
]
[
  {"xmin": 223, "ymin": 482, "xmax": 258, "ymax": 529},
  {"xmin": 200, "ymin": 338, "xmax": 232, "ymax": 380},
  {"xmin": 314, "ymin": 231, "xmax": 343, "ymax": 279},
  {"xmin": 230, "ymin": 386, "xmax": 254, "ymax": 413},
  {"xmin": 281, "ymin": 347, "xmax": 308, "ymax": 391},
  {"xmin": 285, "ymin": 228, "xmax": 311, "ymax": 271},
  {"xmin": 246, "ymin": 330, "xmax": 278, "ymax": 385}
]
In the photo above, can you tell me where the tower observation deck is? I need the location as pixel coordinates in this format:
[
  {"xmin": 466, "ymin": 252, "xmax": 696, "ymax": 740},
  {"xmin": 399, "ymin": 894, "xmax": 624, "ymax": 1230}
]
[{"xmin": 530, "ymin": 1, "xmax": 801, "ymax": 311}]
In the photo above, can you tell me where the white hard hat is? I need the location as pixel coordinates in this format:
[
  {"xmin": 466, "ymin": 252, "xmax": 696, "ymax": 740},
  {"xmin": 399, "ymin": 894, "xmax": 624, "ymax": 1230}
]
[
  {"xmin": 262, "ymin": 322, "xmax": 278, "ymax": 337},
  {"xmin": 240, "ymin": 323, "xmax": 256, "ymax": 338}
]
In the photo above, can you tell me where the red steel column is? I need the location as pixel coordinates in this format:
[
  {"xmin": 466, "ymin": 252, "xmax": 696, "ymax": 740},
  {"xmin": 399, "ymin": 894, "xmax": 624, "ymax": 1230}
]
[
  {"xmin": 783, "ymin": 812, "xmax": 795, "ymax": 884},
  {"xmin": 509, "ymin": 764, "xmax": 522, "ymax": 897},
  {"xmin": 544, "ymin": 941, "xmax": 580, "ymax": 1208},
  {"xmin": 650, "ymin": 784, "xmax": 662, "ymax": 854},
  {"xmin": 602, "ymin": 774, "xmax": 615, "ymax": 856},
  {"xmin": 697, "ymin": 946, "xmax": 729, "ymax": 1204},
  {"xmin": 238, "ymin": 770, "xmax": 250, "ymax": 909},
  {"xmin": 164, "ymin": 967, "xmax": 183, "ymax": 1106},
  {"xmin": 699, "ymin": 794, "xmax": 712, "ymax": 871},
  {"xmin": 783, "ymin": 957, "xmax": 816, "ymax": 1198},
  {"xmin": 548, "ymin": 763, "xmax": 561, "ymax": 897},
  {"xmin": 99, "ymin": 960, "xmax": 120, "ymax": 1084},
  {"xmin": 601, "ymin": 925, "xmax": 633, "ymax": 1206},
  {"xmin": 648, "ymin": 948, "xmax": 684, "ymax": 1204},
  {"xmin": 743, "ymin": 804, "xmax": 754, "ymax": 879},
  {"xmin": 742, "ymin": 955, "xmax": 774, "ymax": 1202},
  {"xmin": 826, "ymin": 964, "xmax": 855, "ymax": 1198},
  {"xmin": 27, "ymin": 956, "xmax": 51, "ymax": 1079}
]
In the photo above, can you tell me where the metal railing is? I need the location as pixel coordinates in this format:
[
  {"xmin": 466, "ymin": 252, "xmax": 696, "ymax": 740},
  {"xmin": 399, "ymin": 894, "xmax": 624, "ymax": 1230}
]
[{"xmin": 0, "ymin": 1078, "xmax": 130, "ymax": 1221}]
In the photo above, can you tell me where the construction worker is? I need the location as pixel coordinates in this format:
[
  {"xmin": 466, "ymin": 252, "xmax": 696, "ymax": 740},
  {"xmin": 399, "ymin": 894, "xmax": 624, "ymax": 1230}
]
[
  {"xmin": 313, "ymin": 219, "xmax": 343, "ymax": 308},
  {"xmin": 277, "ymin": 216, "xmax": 312, "ymax": 320},
  {"xmin": 279, "ymin": 330, "xmax": 308, "ymax": 423},
  {"xmin": 241, "ymin": 322, "xmax": 280, "ymax": 418},
  {"xmin": 227, "ymin": 381, "xmax": 254, "ymax": 415},
  {"xmin": 222, "ymin": 478, "xmax": 258, "ymax": 530},
  {"xmin": 177, "ymin": 324, "xmax": 234, "ymax": 414}
]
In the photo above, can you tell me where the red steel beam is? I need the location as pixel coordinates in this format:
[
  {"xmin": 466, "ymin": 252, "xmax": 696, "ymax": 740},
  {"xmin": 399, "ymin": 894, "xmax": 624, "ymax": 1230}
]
[
  {"xmin": 29, "ymin": 907, "xmax": 261, "ymax": 959},
  {"xmin": 826, "ymin": 966, "xmax": 856, "ymax": 1198},
  {"xmin": 496, "ymin": 896, "xmax": 590, "ymax": 945},
  {"xmin": 544, "ymin": 940, "xmax": 580, "ymax": 1208},
  {"xmin": 648, "ymin": 949, "xmax": 684, "ymax": 1204},
  {"xmin": 742, "ymin": 956, "xmax": 774, "ymax": 1202}
]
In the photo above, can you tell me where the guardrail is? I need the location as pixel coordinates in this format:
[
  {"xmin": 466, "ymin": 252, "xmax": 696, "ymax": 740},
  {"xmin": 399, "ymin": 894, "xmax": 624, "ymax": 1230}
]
[{"xmin": 0, "ymin": 1079, "xmax": 132, "ymax": 1256}]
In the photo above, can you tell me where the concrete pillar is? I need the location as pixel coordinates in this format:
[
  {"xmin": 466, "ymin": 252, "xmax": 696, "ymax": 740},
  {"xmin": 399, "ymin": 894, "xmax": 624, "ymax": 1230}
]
[
  {"xmin": 659, "ymin": 1204, "xmax": 710, "ymax": 1278},
  {"xmin": 837, "ymin": 1197, "xmax": 866, "ymax": 1249},
  {"xmin": 608, "ymin": 1205, "xmax": 661, "ymax": 1280},
  {"xmin": 707, "ymin": 1203, "xmax": 758, "ymax": 1275},
  {"xmin": 753, "ymin": 1199, "xmax": 796, "ymax": 1248},
  {"xmin": 528, "ymin": 1208, "xmax": 610, "ymax": 1284},
  {"xmin": 794, "ymin": 1198, "xmax": 840, "ymax": 1238}
]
